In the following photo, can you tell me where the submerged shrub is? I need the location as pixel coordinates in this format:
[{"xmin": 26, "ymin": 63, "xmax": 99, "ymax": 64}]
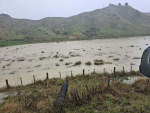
[
  {"xmin": 60, "ymin": 59, "xmax": 64, "ymax": 62},
  {"xmin": 113, "ymin": 58, "xmax": 120, "ymax": 61},
  {"xmin": 85, "ymin": 61, "xmax": 91, "ymax": 65},
  {"xmin": 56, "ymin": 63, "xmax": 59, "ymax": 66},
  {"xmin": 65, "ymin": 62, "xmax": 72, "ymax": 65},
  {"xmin": 39, "ymin": 57, "xmax": 46, "ymax": 60},
  {"xmin": 94, "ymin": 59, "xmax": 104, "ymax": 65},
  {"xmin": 17, "ymin": 58, "xmax": 25, "ymax": 61},
  {"xmin": 75, "ymin": 61, "xmax": 81, "ymax": 66}
]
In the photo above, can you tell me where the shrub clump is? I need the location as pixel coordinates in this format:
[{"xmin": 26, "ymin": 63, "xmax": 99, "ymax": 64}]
[
  {"xmin": 59, "ymin": 59, "xmax": 64, "ymax": 62},
  {"xmin": 39, "ymin": 57, "xmax": 46, "ymax": 60},
  {"xmin": 56, "ymin": 63, "xmax": 59, "ymax": 66},
  {"xmin": 74, "ymin": 61, "xmax": 81, "ymax": 66},
  {"xmin": 133, "ymin": 57, "xmax": 140, "ymax": 59},
  {"xmin": 53, "ymin": 55, "xmax": 59, "ymax": 58},
  {"xmin": 113, "ymin": 58, "xmax": 120, "ymax": 61},
  {"xmin": 85, "ymin": 61, "xmax": 91, "ymax": 65},
  {"xmin": 94, "ymin": 59, "xmax": 104, "ymax": 65},
  {"xmin": 17, "ymin": 58, "xmax": 25, "ymax": 61},
  {"xmin": 65, "ymin": 62, "xmax": 72, "ymax": 65}
]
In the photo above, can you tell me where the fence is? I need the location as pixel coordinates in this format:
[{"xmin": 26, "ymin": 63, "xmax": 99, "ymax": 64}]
[{"xmin": 2, "ymin": 65, "xmax": 139, "ymax": 89}]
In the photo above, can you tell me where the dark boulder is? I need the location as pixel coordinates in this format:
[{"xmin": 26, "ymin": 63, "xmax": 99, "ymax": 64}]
[{"xmin": 140, "ymin": 46, "xmax": 150, "ymax": 77}]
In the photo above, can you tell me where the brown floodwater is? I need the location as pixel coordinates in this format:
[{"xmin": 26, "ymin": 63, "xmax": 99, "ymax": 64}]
[{"xmin": 0, "ymin": 36, "xmax": 149, "ymax": 87}]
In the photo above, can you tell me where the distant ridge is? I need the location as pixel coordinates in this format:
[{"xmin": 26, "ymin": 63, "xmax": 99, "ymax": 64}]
[
  {"xmin": 0, "ymin": 4, "xmax": 150, "ymax": 43},
  {"xmin": 145, "ymin": 13, "xmax": 150, "ymax": 16}
]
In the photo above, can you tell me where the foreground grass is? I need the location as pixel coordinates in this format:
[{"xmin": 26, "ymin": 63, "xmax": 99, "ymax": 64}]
[{"xmin": 0, "ymin": 71, "xmax": 150, "ymax": 113}]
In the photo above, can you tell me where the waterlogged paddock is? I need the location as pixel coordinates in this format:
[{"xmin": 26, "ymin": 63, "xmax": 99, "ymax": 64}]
[{"xmin": 0, "ymin": 36, "xmax": 149, "ymax": 87}]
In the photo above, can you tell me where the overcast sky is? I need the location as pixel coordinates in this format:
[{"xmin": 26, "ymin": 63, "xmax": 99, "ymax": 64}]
[{"xmin": 0, "ymin": 0, "xmax": 150, "ymax": 20}]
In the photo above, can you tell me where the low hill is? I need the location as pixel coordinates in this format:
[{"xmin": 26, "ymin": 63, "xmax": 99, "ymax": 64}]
[
  {"xmin": 1, "ymin": 4, "xmax": 150, "ymax": 44},
  {"xmin": 145, "ymin": 13, "xmax": 150, "ymax": 16}
]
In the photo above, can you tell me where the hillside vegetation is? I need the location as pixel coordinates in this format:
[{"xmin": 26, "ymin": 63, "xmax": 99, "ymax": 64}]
[{"xmin": 1, "ymin": 4, "xmax": 150, "ymax": 45}]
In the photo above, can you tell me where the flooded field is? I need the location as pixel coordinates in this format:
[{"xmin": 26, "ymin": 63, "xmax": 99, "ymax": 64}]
[{"xmin": 0, "ymin": 36, "xmax": 149, "ymax": 87}]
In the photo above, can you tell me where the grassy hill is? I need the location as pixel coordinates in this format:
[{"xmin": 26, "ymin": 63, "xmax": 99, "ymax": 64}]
[{"xmin": 1, "ymin": 4, "xmax": 150, "ymax": 45}]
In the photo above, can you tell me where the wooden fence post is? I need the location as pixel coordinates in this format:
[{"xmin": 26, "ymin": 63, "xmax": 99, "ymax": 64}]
[
  {"xmin": 130, "ymin": 66, "xmax": 132, "ymax": 72},
  {"xmin": 123, "ymin": 66, "xmax": 124, "ymax": 73},
  {"xmin": 46, "ymin": 73, "xmax": 49, "ymax": 80},
  {"xmin": 108, "ymin": 76, "xmax": 110, "ymax": 90},
  {"xmin": 33, "ymin": 75, "xmax": 35, "ymax": 84},
  {"xmin": 59, "ymin": 71, "xmax": 61, "ymax": 79},
  {"xmin": 103, "ymin": 68, "xmax": 105, "ymax": 74},
  {"xmin": 114, "ymin": 67, "xmax": 116, "ymax": 77},
  {"xmin": 20, "ymin": 77, "xmax": 23, "ymax": 87},
  {"xmin": 71, "ymin": 70, "xmax": 73, "ymax": 77},
  {"xmin": 6, "ymin": 79, "xmax": 10, "ymax": 89},
  {"xmin": 83, "ymin": 69, "xmax": 85, "ymax": 76}
]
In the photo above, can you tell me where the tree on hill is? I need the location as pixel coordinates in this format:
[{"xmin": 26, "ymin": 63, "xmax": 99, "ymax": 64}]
[
  {"xmin": 125, "ymin": 3, "xmax": 128, "ymax": 6},
  {"xmin": 118, "ymin": 3, "xmax": 121, "ymax": 6}
]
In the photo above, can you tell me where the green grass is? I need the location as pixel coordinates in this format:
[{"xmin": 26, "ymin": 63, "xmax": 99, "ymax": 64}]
[
  {"xmin": 0, "ymin": 71, "xmax": 149, "ymax": 113},
  {"xmin": 0, "ymin": 42, "xmax": 28, "ymax": 47}
]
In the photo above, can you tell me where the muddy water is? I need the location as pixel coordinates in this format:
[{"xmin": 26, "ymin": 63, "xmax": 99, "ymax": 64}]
[
  {"xmin": 0, "ymin": 91, "xmax": 17, "ymax": 104},
  {"xmin": 0, "ymin": 36, "xmax": 149, "ymax": 87},
  {"xmin": 121, "ymin": 76, "xmax": 145, "ymax": 84}
]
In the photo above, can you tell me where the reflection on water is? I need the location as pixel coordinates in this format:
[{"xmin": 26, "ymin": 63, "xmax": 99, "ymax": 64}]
[
  {"xmin": 121, "ymin": 76, "xmax": 145, "ymax": 84},
  {"xmin": 0, "ymin": 36, "xmax": 150, "ymax": 87},
  {"xmin": 0, "ymin": 92, "xmax": 17, "ymax": 104}
]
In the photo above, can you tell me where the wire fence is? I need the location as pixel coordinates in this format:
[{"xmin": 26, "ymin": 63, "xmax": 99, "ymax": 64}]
[{"xmin": 0, "ymin": 65, "xmax": 140, "ymax": 88}]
